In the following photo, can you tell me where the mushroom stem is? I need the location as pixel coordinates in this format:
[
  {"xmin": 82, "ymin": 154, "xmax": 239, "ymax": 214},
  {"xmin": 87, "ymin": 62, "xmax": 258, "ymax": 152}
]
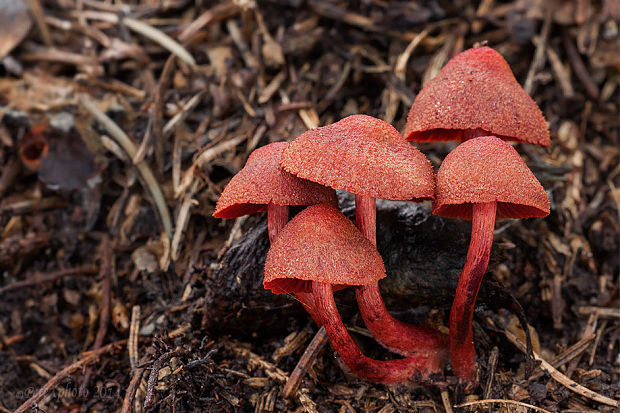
[
  {"xmin": 356, "ymin": 283, "xmax": 447, "ymax": 362},
  {"xmin": 461, "ymin": 128, "xmax": 488, "ymax": 141},
  {"xmin": 449, "ymin": 201, "xmax": 496, "ymax": 383},
  {"xmin": 354, "ymin": 195, "xmax": 447, "ymax": 364},
  {"xmin": 266, "ymin": 202, "xmax": 323, "ymax": 325},
  {"xmin": 296, "ymin": 291, "xmax": 322, "ymax": 326},
  {"xmin": 355, "ymin": 194, "xmax": 376, "ymax": 244},
  {"xmin": 313, "ymin": 281, "xmax": 435, "ymax": 384},
  {"xmin": 267, "ymin": 202, "xmax": 289, "ymax": 242}
]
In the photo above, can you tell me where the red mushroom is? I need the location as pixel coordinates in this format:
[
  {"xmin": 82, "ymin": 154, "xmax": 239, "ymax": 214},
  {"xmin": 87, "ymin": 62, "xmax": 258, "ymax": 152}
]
[
  {"xmin": 265, "ymin": 204, "xmax": 441, "ymax": 383},
  {"xmin": 281, "ymin": 115, "xmax": 447, "ymax": 364},
  {"xmin": 403, "ymin": 46, "xmax": 549, "ymax": 146},
  {"xmin": 213, "ymin": 141, "xmax": 337, "ymax": 240},
  {"xmin": 433, "ymin": 136, "xmax": 550, "ymax": 383},
  {"xmin": 213, "ymin": 142, "xmax": 337, "ymax": 322}
]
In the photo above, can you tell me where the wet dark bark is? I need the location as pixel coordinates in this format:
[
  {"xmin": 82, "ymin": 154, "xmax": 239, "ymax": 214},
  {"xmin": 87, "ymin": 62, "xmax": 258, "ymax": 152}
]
[{"xmin": 205, "ymin": 194, "xmax": 476, "ymax": 338}]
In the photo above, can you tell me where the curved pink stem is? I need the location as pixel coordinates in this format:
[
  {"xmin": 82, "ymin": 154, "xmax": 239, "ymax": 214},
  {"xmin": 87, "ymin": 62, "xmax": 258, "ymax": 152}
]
[
  {"xmin": 461, "ymin": 128, "xmax": 488, "ymax": 141},
  {"xmin": 354, "ymin": 195, "xmax": 447, "ymax": 366},
  {"xmin": 449, "ymin": 201, "xmax": 496, "ymax": 383},
  {"xmin": 355, "ymin": 195, "xmax": 377, "ymax": 244},
  {"xmin": 267, "ymin": 203, "xmax": 289, "ymax": 242},
  {"xmin": 313, "ymin": 281, "xmax": 436, "ymax": 384},
  {"xmin": 356, "ymin": 283, "xmax": 447, "ymax": 365}
]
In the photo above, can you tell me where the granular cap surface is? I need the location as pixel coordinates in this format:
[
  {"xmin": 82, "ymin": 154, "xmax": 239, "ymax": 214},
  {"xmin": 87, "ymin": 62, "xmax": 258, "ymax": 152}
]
[
  {"xmin": 433, "ymin": 136, "xmax": 550, "ymax": 219},
  {"xmin": 404, "ymin": 47, "xmax": 550, "ymax": 146},
  {"xmin": 264, "ymin": 204, "xmax": 386, "ymax": 294},
  {"xmin": 281, "ymin": 114, "xmax": 434, "ymax": 201},
  {"xmin": 213, "ymin": 142, "xmax": 337, "ymax": 218}
]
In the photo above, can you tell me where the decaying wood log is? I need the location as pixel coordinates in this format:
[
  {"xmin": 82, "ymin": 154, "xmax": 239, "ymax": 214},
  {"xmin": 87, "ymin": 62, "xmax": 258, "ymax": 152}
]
[{"xmin": 205, "ymin": 194, "xmax": 507, "ymax": 337}]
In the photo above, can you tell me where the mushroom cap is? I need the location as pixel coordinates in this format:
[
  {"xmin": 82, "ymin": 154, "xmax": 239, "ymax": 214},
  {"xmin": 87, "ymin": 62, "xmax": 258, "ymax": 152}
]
[
  {"xmin": 213, "ymin": 142, "xmax": 338, "ymax": 219},
  {"xmin": 433, "ymin": 136, "xmax": 550, "ymax": 220},
  {"xmin": 281, "ymin": 114, "xmax": 435, "ymax": 201},
  {"xmin": 404, "ymin": 47, "xmax": 550, "ymax": 146},
  {"xmin": 264, "ymin": 204, "xmax": 386, "ymax": 294}
]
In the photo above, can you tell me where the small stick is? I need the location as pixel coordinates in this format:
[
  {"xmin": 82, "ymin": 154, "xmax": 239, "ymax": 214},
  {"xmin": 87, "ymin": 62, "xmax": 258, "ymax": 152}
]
[
  {"xmin": 576, "ymin": 306, "xmax": 620, "ymax": 319},
  {"xmin": 523, "ymin": 5, "xmax": 551, "ymax": 95},
  {"xmin": 182, "ymin": 229, "xmax": 206, "ymax": 285},
  {"xmin": 298, "ymin": 108, "xmax": 319, "ymax": 130},
  {"xmin": 14, "ymin": 340, "xmax": 126, "ymax": 413},
  {"xmin": 440, "ymin": 388, "xmax": 454, "ymax": 413},
  {"xmin": 73, "ymin": 11, "xmax": 196, "ymax": 68},
  {"xmin": 394, "ymin": 29, "xmax": 429, "ymax": 78},
  {"xmin": 317, "ymin": 61, "xmax": 351, "ymax": 113},
  {"xmin": 565, "ymin": 312, "xmax": 598, "ymax": 378},
  {"xmin": 283, "ymin": 327, "xmax": 328, "ymax": 398},
  {"xmin": 141, "ymin": 54, "xmax": 176, "ymax": 171},
  {"xmin": 162, "ymin": 91, "xmax": 204, "ymax": 138},
  {"xmin": 171, "ymin": 180, "xmax": 199, "ymax": 261},
  {"xmin": 128, "ymin": 305, "xmax": 141, "ymax": 369},
  {"xmin": 25, "ymin": 0, "xmax": 53, "ymax": 47},
  {"xmin": 588, "ymin": 320, "xmax": 608, "ymax": 366},
  {"xmin": 122, "ymin": 17, "xmax": 196, "ymax": 68},
  {"xmin": 562, "ymin": 29, "xmax": 600, "ymax": 100},
  {"xmin": 226, "ymin": 20, "xmax": 259, "ymax": 69},
  {"xmin": 454, "ymin": 399, "xmax": 552, "ymax": 413},
  {"xmin": 483, "ymin": 346, "xmax": 499, "ymax": 399},
  {"xmin": 93, "ymin": 236, "xmax": 113, "ymax": 350},
  {"xmin": 471, "ymin": 0, "xmax": 494, "ymax": 33},
  {"xmin": 421, "ymin": 32, "xmax": 457, "ymax": 86},
  {"xmin": 530, "ymin": 333, "xmax": 595, "ymax": 380},
  {"xmin": 0, "ymin": 266, "xmax": 98, "ymax": 295},
  {"xmin": 226, "ymin": 341, "xmax": 288, "ymax": 382},
  {"xmin": 545, "ymin": 44, "xmax": 574, "ymax": 98},
  {"xmin": 121, "ymin": 367, "xmax": 145, "ymax": 413},
  {"xmin": 0, "ymin": 197, "xmax": 67, "ymax": 215},
  {"xmin": 176, "ymin": 134, "xmax": 247, "ymax": 198},
  {"xmin": 258, "ymin": 71, "xmax": 287, "ymax": 105},
  {"xmin": 494, "ymin": 319, "xmax": 618, "ymax": 408},
  {"xmin": 385, "ymin": 28, "xmax": 429, "ymax": 123},
  {"xmin": 80, "ymin": 96, "xmax": 172, "ymax": 237},
  {"xmin": 132, "ymin": 114, "xmax": 154, "ymax": 167},
  {"xmin": 0, "ymin": 324, "xmax": 16, "ymax": 358},
  {"xmin": 80, "ymin": 236, "xmax": 114, "ymax": 394},
  {"xmin": 551, "ymin": 273, "xmax": 565, "ymax": 330},
  {"xmin": 20, "ymin": 47, "xmax": 99, "ymax": 67},
  {"xmin": 217, "ymin": 216, "xmax": 248, "ymax": 260},
  {"xmin": 178, "ymin": 1, "xmax": 243, "ymax": 44}
]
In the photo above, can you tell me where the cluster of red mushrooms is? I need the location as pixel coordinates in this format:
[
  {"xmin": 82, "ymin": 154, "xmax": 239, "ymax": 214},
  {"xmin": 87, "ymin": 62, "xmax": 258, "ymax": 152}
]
[{"xmin": 213, "ymin": 47, "xmax": 551, "ymax": 386}]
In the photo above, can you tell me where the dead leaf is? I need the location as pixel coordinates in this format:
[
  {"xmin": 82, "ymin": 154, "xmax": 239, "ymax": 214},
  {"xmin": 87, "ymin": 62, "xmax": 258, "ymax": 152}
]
[{"xmin": 0, "ymin": 0, "xmax": 32, "ymax": 59}]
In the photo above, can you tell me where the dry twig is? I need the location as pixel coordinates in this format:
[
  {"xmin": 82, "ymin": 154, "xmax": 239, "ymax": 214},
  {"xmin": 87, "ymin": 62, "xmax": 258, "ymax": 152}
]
[
  {"xmin": 440, "ymin": 389, "xmax": 454, "ymax": 413},
  {"xmin": 283, "ymin": 327, "xmax": 328, "ymax": 398},
  {"xmin": 524, "ymin": 5, "xmax": 552, "ymax": 95},
  {"xmin": 80, "ymin": 236, "xmax": 114, "ymax": 394},
  {"xmin": 80, "ymin": 96, "xmax": 173, "ymax": 237},
  {"xmin": 25, "ymin": 0, "xmax": 53, "ymax": 47},
  {"xmin": 454, "ymin": 399, "xmax": 552, "ymax": 413},
  {"xmin": 0, "ymin": 266, "xmax": 98, "ymax": 295},
  {"xmin": 494, "ymin": 319, "xmax": 619, "ymax": 408},
  {"xmin": 73, "ymin": 11, "xmax": 196, "ymax": 68},
  {"xmin": 14, "ymin": 340, "xmax": 127, "ymax": 413}
]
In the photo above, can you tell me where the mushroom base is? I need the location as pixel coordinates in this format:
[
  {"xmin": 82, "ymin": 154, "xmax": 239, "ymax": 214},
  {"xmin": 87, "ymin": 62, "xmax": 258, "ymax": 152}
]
[{"xmin": 313, "ymin": 281, "xmax": 440, "ymax": 384}]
